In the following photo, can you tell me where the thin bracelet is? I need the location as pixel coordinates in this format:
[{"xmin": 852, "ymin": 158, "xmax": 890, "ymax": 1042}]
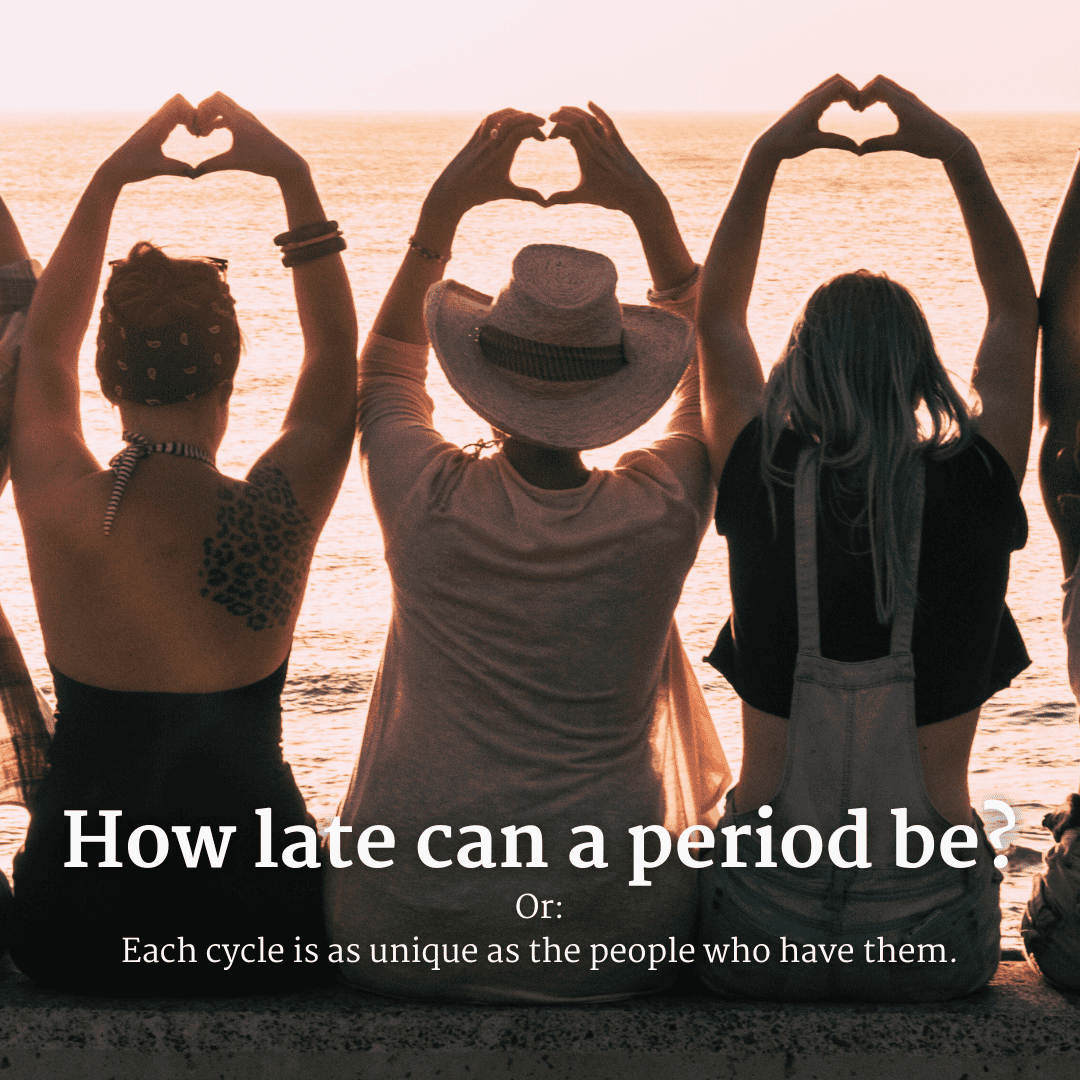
[
  {"xmin": 282, "ymin": 235, "xmax": 347, "ymax": 268},
  {"xmin": 280, "ymin": 230, "xmax": 343, "ymax": 253},
  {"xmin": 941, "ymin": 140, "xmax": 970, "ymax": 166},
  {"xmin": 408, "ymin": 235, "xmax": 452, "ymax": 264},
  {"xmin": 274, "ymin": 220, "xmax": 339, "ymax": 247}
]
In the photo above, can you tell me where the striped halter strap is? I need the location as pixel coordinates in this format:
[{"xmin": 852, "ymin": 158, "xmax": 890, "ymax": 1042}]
[{"xmin": 103, "ymin": 431, "xmax": 216, "ymax": 535}]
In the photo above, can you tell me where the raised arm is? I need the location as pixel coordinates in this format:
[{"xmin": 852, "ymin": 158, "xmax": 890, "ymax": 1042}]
[
  {"xmin": 546, "ymin": 102, "xmax": 695, "ymax": 293},
  {"xmin": 697, "ymin": 75, "xmax": 861, "ymax": 480},
  {"xmin": 369, "ymin": 108, "xmax": 546, "ymax": 357},
  {"xmin": 10, "ymin": 96, "xmax": 196, "ymax": 497},
  {"xmin": 1038, "ymin": 151, "xmax": 1080, "ymax": 574},
  {"xmin": 860, "ymin": 76, "xmax": 1039, "ymax": 487},
  {"xmin": 192, "ymin": 93, "xmax": 358, "ymax": 520},
  {"xmin": 545, "ymin": 102, "xmax": 700, "ymax": 442}
]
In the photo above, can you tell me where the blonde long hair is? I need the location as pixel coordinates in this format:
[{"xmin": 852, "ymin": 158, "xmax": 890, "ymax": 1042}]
[{"xmin": 760, "ymin": 270, "xmax": 977, "ymax": 624}]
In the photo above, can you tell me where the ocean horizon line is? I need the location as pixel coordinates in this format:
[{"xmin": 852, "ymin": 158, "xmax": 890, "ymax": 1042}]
[{"xmin": 2, "ymin": 108, "xmax": 1079, "ymax": 119}]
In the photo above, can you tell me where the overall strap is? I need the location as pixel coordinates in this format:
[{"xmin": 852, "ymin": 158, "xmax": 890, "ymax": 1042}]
[
  {"xmin": 793, "ymin": 448, "xmax": 821, "ymax": 657},
  {"xmin": 104, "ymin": 431, "xmax": 216, "ymax": 535},
  {"xmin": 794, "ymin": 449, "xmax": 926, "ymax": 657},
  {"xmin": 888, "ymin": 460, "xmax": 926, "ymax": 655}
]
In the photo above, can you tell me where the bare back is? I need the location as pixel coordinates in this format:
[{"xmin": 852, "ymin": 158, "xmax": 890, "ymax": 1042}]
[{"xmin": 20, "ymin": 451, "xmax": 321, "ymax": 691}]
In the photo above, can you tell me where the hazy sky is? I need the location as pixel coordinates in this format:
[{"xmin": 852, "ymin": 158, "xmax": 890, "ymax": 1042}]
[{"xmin": 6, "ymin": 0, "xmax": 1079, "ymax": 112}]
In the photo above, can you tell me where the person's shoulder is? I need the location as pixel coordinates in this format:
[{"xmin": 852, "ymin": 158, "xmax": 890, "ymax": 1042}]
[
  {"xmin": 718, "ymin": 416, "xmax": 803, "ymax": 492},
  {"xmin": 926, "ymin": 434, "xmax": 1027, "ymax": 546},
  {"xmin": 609, "ymin": 443, "xmax": 688, "ymax": 491},
  {"xmin": 928, "ymin": 435, "xmax": 1020, "ymax": 495},
  {"xmin": 604, "ymin": 441, "xmax": 712, "ymax": 522}
]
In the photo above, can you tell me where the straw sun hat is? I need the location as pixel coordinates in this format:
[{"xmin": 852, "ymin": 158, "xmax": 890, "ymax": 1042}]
[{"xmin": 424, "ymin": 244, "xmax": 695, "ymax": 451}]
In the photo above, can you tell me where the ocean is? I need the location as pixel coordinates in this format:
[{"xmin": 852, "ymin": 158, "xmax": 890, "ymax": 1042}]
[{"xmin": 0, "ymin": 111, "xmax": 1077, "ymax": 950}]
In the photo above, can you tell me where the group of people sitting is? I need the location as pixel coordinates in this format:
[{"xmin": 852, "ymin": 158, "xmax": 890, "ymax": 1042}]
[{"xmin": 0, "ymin": 76, "xmax": 1076, "ymax": 1004}]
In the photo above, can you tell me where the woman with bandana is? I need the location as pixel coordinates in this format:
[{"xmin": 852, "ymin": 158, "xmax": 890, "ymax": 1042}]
[{"xmin": 0, "ymin": 94, "xmax": 356, "ymax": 995}]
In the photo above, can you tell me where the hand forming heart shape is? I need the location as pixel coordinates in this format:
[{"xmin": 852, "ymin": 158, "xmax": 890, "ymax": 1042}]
[
  {"xmin": 754, "ymin": 75, "xmax": 970, "ymax": 163},
  {"xmin": 440, "ymin": 78, "xmax": 969, "ymax": 224},
  {"xmin": 425, "ymin": 103, "xmax": 674, "ymax": 217},
  {"xmin": 852, "ymin": 75, "xmax": 969, "ymax": 160},
  {"xmin": 99, "ymin": 92, "xmax": 309, "ymax": 188}
]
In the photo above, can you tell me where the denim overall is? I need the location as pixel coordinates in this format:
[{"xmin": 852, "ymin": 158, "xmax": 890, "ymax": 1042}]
[{"xmin": 697, "ymin": 449, "xmax": 1001, "ymax": 1001}]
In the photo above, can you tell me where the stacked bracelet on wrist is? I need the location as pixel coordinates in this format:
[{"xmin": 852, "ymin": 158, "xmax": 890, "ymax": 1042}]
[
  {"xmin": 274, "ymin": 220, "xmax": 347, "ymax": 268},
  {"xmin": 408, "ymin": 235, "xmax": 452, "ymax": 264}
]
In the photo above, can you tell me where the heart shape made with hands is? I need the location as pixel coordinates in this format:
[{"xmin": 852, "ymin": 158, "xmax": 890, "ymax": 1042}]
[
  {"xmin": 818, "ymin": 100, "xmax": 899, "ymax": 146},
  {"xmin": 508, "ymin": 130, "xmax": 582, "ymax": 204},
  {"xmin": 161, "ymin": 124, "xmax": 234, "ymax": 173}
]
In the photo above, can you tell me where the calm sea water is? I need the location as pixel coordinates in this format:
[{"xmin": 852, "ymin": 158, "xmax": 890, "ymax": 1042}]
[{"xmin": 0, "ymin": 112, "xmax": 1077, "ymax": 950}]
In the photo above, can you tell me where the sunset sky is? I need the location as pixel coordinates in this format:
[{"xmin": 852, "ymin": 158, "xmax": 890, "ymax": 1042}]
[{"xmin": 5, "ymin": 0, "xmax": 1079, "ymax": 113}]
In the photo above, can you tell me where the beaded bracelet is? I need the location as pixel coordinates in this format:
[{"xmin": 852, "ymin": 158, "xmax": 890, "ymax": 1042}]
[
  {"xmin": 274, "ymin": 220, "xmax": 340, "ymax": 247},
  {"xmin": 408, "ymin": 235, "xmax": 452, "ymax": 264},
  {"xmin": 646, "ymin": 263, "xmax": 701, "ymax": 305},
  {"xmin": 281, "ymin": 235, "xmax": 347, "ymax": 268}
]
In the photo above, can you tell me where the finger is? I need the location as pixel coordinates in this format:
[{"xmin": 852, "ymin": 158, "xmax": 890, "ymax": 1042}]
[
  {"xmin": 552, "ymin": 106, "xmax": 604, "ymax": 138},
  {"xmin": 144, "ymin": 94, "xmax": 196, "ymax": 140},
  {"xmin": 835, "ymin": 78, "xmax": 864, "ymax": 112},
  {"xmin": 507, "ymin": 184, "xmax": 546, "ymax": 207},
  {"xmin": 859, "ymin": 75, "xmax": 909, "ymax": 108},
  {"xmin": 547, "ymin": 112, "xmax": 602, "ymax": 152},
  {"xmin": 856, "ymin": 133, "xmax": 903, "ymax": 155},
  {"xmin": 547, "ymin": 116, "xmax": 591, "ymax": 146},
  {"xmin": 815, "ymin": 132, "xmax": 860, "ymax": 153},
  {"xmin": 158, "ymin": 155, "xmax": 198, "ymax": 179},
  {"xmin": 547, "ymin": 120, "xmax": 595, "ymax": 147},
  {"xmin": 492, "ymin": 115, "xmax": 547, "ymax": 148},
  {"xmin": 194, "ymin": 91, "xmax": 241, "ymax": 137},
  {"xmin": 482, "ymin": 109, "xmax": 540, "ymax": 139},
  {"xmin": 801, "ymin": 73, "xmax": 855, "ymax": 103},
  {"xmin": 158, "ymin": 93, "xmax": 196, "ymax": 126},
  {"xmin": 587, "ymin": 102, "xmax": 622, "ymax": 143},
  {"xmin": 153, "ymin": 94, "xmax": 194, "ymax": 121},
  {"xmin": 810, "ymin": 73, "xmax": 862, "ymax": 111},
  {"xmin": 543, "ymin": 188, "xmax": 586, "ymax": 207},
  {"xmin": 191, "ymin": 151, "xmax": 237, "ymax": 177}
]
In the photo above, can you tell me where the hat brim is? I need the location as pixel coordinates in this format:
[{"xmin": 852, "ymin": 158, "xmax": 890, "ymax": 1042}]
[{"xmin": 425, "ymin": 280, "xmax": 695, "ymax": 451}]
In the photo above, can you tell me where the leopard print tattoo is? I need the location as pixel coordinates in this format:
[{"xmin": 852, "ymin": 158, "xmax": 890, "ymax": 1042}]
[{"xmin": 199, "ymin": 462, "xmax": 316, "ymax": 631}]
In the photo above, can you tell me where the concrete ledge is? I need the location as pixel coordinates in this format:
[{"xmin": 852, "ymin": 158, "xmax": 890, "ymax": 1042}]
[{"xmin": 2, "ymin": 963, "xmax": 1079, "ymax": 1079}]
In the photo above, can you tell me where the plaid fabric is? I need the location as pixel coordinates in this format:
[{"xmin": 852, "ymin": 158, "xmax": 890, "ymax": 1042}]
[
  {"xmin": 0, "ymin": 603, "xmax": 52, "ymax": 808},
  {"xmin": 0, "ymin": 261, "xmax": 53, "ymax": 808},
  {"xmin": 0, "ymin": 258, "xmax": 41, "ymax": 318}
]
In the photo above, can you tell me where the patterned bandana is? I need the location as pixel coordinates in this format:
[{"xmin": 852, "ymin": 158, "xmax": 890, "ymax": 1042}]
[{"xmin": 95, "ymin": 292, "xmax": 241, "ymax": 406}]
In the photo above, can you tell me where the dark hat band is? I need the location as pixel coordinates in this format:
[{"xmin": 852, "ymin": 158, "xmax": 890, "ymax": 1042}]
[{"xmin": 478, "ymin": 325, "xmax": 626, "ymax": 382}]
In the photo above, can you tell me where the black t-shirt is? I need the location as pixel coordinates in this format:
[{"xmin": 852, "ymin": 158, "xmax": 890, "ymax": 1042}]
[{"xmin": 707, "ymin": 418, "xmax": 1030, "ymax": 725}]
